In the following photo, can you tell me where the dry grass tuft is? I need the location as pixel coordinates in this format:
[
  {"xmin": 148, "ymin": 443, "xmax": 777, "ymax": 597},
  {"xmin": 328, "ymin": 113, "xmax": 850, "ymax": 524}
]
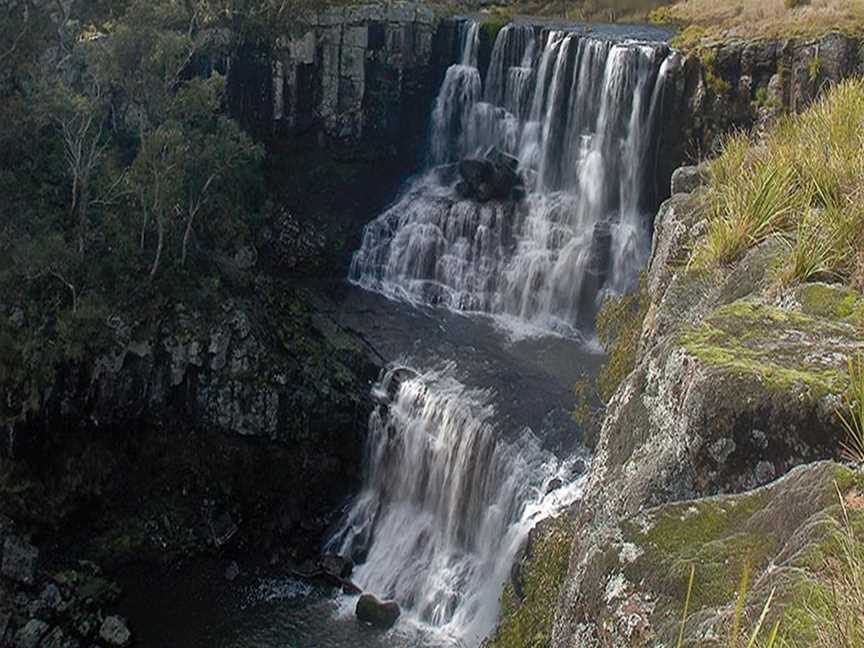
[{"xmin": 657, "ymin": 0, "xmax": 864, "ymax": 41}]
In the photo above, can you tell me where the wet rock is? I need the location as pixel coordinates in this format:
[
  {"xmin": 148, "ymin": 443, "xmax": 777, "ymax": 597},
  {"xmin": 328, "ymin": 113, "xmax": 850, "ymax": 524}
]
[
  {"xmin": 12, "ymin": 619, "xmax": 49, "ymax": 648},
  {"xmin": 2, "ymin": 536, "xmax": 39, "ymax": 585},
  {"xmin": 458, "ymin": 158, "xmax": 494, "ymax": 186},
  {"xmin": 355, "ymin": 593, "xmax": 401, "ymax": 629},
  {"xmin": 225, "ymin": 561, "xmax": 241, "ymax": 582},
  {"xmin": 545, "ymin": 478, "xmax": 564, "ymax": 494},
  {"xmin": 455, "ymin": 180, "xmax": 473, "ymax": 199},
  {"xmin": 319, "ymin": 553, "xmax": 353, "ymax": 579},
  {"xmin": 670, "ymin": 165, "xmax": 707, "ymax": 195},
  {"xmin": 98, "ymin": 616, "xmax": 131, "ymax": 647}
]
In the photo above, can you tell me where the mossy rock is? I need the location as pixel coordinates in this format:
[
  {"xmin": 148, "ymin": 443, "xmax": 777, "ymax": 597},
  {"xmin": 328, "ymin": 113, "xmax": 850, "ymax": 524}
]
[
  {"xmin": 795, "ymin": 282, "xmax": 864, "ymax": 324},
  {"xmin": 485, "ymin": 515, "xmax": 573, "ymax": 648},
  {"xmin": 679, "ymin": 299, "xmax": 860, "ymax": 394},
  {"xmin": 566, "ymin": 461, "xmax": 864, "ymax": 647}
]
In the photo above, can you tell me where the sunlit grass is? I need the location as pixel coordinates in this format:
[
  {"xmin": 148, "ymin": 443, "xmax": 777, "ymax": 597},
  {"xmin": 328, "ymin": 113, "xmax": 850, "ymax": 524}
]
[{"xmin": 691, "ymin": 79, "xmax": 864, "ymax": 278}]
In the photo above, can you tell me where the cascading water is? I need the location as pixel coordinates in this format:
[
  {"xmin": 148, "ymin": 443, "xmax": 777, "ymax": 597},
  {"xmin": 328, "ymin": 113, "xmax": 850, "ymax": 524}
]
[
  {"xmin": 350, "ymin": 21, "xmax": 675, "ymax": 336},
  {"xmin": 328, "ymin": 365, "xmax": 584, "ymax": 644},
  {"xmin": 328, "ymin": 18, "xmax": 674, "ymax": 648}
]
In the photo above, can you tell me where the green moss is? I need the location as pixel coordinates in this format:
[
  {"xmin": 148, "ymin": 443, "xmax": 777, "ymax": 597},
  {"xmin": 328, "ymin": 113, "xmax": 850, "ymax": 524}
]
[
  {"xmin": 596, "ymin": 275, "xmax": 649, "ymax": 403},
  {"xmin": 485, "ymin": 516, "xmax": 573, "ymax": 648},
  {"xmin": 480, "ymin": 15, "xmax": 508, "ymax": 45},
  {"xmin": 796, "ymin": 283, "xmax": 864, "ymax": 322},
  {"xmin": 679, "ymin": 300, "xmax": 852, "ymax": 393},
  {"xmin": 624, "ymin": 492, "xmax": 774, "ymax": 608}
]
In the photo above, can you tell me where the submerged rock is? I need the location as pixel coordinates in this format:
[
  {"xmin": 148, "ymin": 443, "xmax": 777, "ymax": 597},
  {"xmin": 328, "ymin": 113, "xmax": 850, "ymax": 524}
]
[{"xmin": 355, "ymin": 593, "xmax": 401, "ymax": 629}]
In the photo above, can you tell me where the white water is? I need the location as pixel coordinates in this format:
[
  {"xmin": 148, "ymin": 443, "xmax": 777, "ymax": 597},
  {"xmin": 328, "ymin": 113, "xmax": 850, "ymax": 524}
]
[
  {"xmin": 350, "ymin": 22, "xmax": 674, "ymax": 336},
  {"xmin": 328, "ymin": 365, "xmax": 586, "ymax": 645},
  {"xmin": 331, "ymin": 19, "xmax": 674, "ymax": 648}
]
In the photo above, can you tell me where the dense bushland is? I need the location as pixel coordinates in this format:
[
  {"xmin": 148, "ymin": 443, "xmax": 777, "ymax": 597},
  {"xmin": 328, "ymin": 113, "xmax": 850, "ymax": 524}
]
[{"xmin": 0, "ymin": 1, "xmax": 332, "ymax": 418}]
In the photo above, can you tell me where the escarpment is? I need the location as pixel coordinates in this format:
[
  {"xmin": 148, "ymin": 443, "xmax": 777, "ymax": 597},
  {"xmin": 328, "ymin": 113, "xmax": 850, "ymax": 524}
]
[{"xmin": 548, "ymin": 148, "xmax": 864, "ymax": 648}]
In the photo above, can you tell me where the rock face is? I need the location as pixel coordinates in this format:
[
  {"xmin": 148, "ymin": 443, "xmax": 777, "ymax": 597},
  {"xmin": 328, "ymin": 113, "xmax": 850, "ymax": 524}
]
[
  {"xmin": 355, "ymin": 593, "xmax": 401, "ymax": 629},
  {"xmin": 1, "ymin": 282, "xmax": 377, "ymax": 550},
  {"xmin": 664, "ymin": 32, "xmax": 864, "ymax": 169},
  {"xmin": 556, "ymin": 461, "xmax": 861, "ymax": 647},
  {"xmin": 543, "ymin": 166, "xmax": 864, "ymax": 647},
  {"xmin": 229, "ymin": 3, "xmax": 449, "ymax": 160}
]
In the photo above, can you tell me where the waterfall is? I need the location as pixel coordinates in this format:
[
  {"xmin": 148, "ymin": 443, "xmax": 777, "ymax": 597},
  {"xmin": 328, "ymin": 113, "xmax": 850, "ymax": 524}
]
[
  {"xmin": 350, "ymin": 21, "xmax": 674, "ymax": 336},
  {"xmin": 328, "ymin": 365, "xmax": 585, "ymax": 644}
]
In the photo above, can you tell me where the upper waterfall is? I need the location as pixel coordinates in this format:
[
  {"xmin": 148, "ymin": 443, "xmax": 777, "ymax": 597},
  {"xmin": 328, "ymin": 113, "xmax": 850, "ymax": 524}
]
[{"xmin": 350, "ymin": 20, "xmax": 675, "ymax": 336}]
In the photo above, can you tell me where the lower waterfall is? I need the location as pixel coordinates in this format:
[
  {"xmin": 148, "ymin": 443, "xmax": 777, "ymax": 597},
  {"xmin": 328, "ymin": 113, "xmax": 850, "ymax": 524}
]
[{"xmin": 328, "ymin": 365, "xmax": 585, "ymax": 644}]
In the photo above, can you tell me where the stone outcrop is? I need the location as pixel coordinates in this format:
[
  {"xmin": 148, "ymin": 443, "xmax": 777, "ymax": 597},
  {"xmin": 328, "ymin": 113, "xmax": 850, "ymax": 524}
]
[
  {"xmin": 557, "ymin": 461, "xmax": 861, "ymax": 647},
  {"xmin": 229, "ymin": 3, "xmax": 453, "ymax": 161},
  {"xmin": 1, "ymin": 279, "xmax": 378, "ymax": 556},
  {"xmin": 663, "ymin": 32, "xmax": 864, "ymax": 168},
  {"xmin": 542, "ymin": 164, "xmax": 864, "ymax": 647}
]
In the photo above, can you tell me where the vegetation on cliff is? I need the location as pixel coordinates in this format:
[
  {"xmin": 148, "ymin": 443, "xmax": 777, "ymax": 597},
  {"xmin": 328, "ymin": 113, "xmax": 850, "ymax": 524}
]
[
  {"xmin": 654, "ymin": 0, "xmax": 864, "ymax": 44},
  {"xmin": 692, "ymin": 79, "xmax": 864, "ymax": 289}
]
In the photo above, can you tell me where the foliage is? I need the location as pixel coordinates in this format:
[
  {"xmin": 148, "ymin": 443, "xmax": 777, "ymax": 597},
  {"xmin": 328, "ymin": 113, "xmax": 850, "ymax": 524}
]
[
  {"xmin": 787, "ymin": 483, "xmax": 864, "ymax": 648},
  {"xmin": 0, "ymin": 0, "xmax": 268, "ymax": 419},
  {"xmin": 691, "ymin": 80, "xmax": 864, "ymax": 279}
]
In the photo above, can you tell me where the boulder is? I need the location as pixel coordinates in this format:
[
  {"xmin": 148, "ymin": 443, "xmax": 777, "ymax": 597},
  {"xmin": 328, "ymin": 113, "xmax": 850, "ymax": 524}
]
[
  {"xmin": 458, "ymin": 158, "xmax": 495, "ymax": 186},
  {"xmin": 545, "ymin": 478, "xmax": 564, "ymax": 495},
  {"xmin": 12, "ymin": 620, "xmax": 49, "ymax": 648},
  {"xmin": 455, "ymin": 180, "xmax": 473, "ymax": 199},
  {"xmin": 2, "ymin": 536, "xmax": 38, "ymax": 585},
  {"xmin": 458, "ymin": 155, "xmax": 523, "ymax": 202},
  {"xmin": 670, "ymin": 165, "xmax": 707, "ymax": 195},
  {"xmin": 355, "ymin": 593, "xmax": 401, "ymax": 629},
  {"xmin": 98, "ymin": 616, "xmax": 131, "ymax": 647}
]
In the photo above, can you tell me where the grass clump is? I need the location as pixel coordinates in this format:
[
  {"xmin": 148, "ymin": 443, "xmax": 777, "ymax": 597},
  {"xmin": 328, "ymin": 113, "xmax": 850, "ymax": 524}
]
[
  {"xmin": 691, "ymin": 80, "xmax": 864, "ymax": 281},
  {"xmin": 839, "ymin": 354, "xmax": 864, "ymax": 464},
  {"xmin": 655, "ymin": 0, "xmax": 864, "ymax": 42}
]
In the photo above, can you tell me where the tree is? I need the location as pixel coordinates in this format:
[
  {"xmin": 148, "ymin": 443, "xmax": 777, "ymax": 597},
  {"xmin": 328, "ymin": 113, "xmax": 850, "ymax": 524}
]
[
  {"xmin": 47, "ymin": 76, "xmax": 110, "ymax": 255},
  {"xmin": 170, "ymin": 75, "xmax": 263, "ymax": 265},
  {"xmin": 131, "ymin": 124, "xmax": 185, "ymax": 279}
]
